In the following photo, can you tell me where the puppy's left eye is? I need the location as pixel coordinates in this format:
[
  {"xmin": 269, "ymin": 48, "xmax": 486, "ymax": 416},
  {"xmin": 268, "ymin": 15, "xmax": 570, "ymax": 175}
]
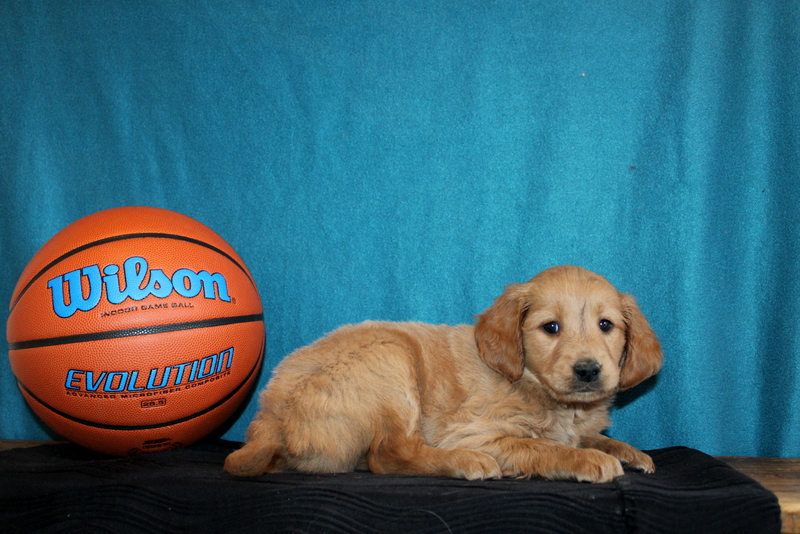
[
  {"xmin": 599, "ymin": 319, "xmax": 614, "ymax": 333},
  {"xmin": 542, "ymin": 321, "xmax": 560, "ymax": 334}
]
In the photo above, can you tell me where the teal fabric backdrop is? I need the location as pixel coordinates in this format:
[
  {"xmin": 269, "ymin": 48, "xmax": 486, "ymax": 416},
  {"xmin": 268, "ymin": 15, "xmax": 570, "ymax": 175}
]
[{"xmin": 1, "ymin": 1, "xmax": 798, "ymax": 457}]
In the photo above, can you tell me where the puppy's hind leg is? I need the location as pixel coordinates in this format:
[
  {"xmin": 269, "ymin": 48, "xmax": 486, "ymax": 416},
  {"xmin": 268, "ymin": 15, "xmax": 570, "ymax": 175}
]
[
  {"xmin": 224, "ymin": 411, "xmax": 285, "ymax": 477},
  {"xmin": 366, "ymin": 415, "xmax": 502, "ymax": 481}
]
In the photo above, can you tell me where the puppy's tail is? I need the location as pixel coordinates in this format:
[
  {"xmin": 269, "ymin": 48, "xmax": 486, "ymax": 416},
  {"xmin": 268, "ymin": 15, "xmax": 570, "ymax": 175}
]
[{"xmin": 224, "ymin": 413, "xmax": 284, "ymax": 477}]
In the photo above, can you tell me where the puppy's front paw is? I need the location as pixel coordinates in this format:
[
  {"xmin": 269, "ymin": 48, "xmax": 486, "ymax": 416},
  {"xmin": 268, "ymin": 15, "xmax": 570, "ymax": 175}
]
[
  {"xmin": 570, "ymin": 449, "xmax": 624, "ymax": 483},
  {"xmin": 583, "ymin": 436, "xmax": 656, "ymax": 473},
  {"xmin": 589, "ymin": 438, "xmax": 656, "ymax": 474},
  {"xmin": 454, "ymin": 450, "xmax": 503, "ymax": 481},
  {"xmin": 619, "ymin": 449, "xmax": 655, "ymax": 474}
]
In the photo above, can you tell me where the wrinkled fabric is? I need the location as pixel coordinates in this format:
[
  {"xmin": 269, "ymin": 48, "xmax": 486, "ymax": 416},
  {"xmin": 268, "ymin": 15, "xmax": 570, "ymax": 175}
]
[{"xmin": 0, "ymin": 441, "xmax": 782, "ymax": 533}]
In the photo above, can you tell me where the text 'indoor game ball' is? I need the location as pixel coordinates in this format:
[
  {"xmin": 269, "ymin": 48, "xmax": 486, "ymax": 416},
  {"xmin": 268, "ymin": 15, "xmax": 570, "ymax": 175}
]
[{"xmin": 7, "ymin": 206, "xmax": 265, "ymax": 456}]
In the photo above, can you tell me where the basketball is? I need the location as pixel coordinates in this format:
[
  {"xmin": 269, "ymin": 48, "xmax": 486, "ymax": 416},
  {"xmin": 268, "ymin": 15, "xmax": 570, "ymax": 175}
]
[{"xmin": 6, "ymin": 207, "xmax": 265, "ymax": 456}]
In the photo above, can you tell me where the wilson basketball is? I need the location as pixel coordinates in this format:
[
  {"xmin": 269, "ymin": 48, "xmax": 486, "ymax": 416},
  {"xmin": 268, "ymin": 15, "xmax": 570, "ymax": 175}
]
[{"xmin": 6, "ymin": 206, "xmax": 265, "ymax": 456}]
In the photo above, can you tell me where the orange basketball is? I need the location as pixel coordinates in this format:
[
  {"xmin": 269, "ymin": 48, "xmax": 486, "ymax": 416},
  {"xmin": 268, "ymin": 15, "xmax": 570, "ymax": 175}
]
[{"xmin": 6, "ymin": 206, "xmax": 264, "ymax": 456}]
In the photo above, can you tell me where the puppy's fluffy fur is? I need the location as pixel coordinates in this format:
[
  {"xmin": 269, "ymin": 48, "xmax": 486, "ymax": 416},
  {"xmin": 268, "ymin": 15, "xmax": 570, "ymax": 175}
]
[{"xmin": 225, "ymin": 265, "xmax": 662, "ymax": 482}]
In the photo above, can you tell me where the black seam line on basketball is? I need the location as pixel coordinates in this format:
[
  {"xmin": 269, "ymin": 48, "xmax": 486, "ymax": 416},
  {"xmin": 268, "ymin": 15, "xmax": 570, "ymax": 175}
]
[
  {"xmin": 9, "ymin": 232, "xmax": 256, "ymax": 313},
  {"xmin": 8, "ymin": 313, "xmax": 264, "ymax": 351},
  {"xmin": 16, "ymin": 337, "xmax": 265, "ymax": 432}
]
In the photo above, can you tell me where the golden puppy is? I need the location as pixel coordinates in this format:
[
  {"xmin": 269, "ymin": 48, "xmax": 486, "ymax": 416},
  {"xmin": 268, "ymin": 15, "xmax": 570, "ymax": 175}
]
[{"xmin": 225, "ymin": 265, "xmax": 662, "ymax": 483}]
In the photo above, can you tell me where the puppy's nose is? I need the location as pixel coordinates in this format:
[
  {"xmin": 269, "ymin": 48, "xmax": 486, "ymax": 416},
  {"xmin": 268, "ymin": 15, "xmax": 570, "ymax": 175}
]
[{"xmin": 574, "ymin": 359, "xmax": 601, "ymax": 383}]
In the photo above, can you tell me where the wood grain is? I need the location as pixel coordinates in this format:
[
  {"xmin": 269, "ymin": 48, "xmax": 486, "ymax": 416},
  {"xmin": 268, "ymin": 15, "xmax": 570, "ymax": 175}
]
[{"xmin": 719, "ymin": 457, "xmax": 800, "ymax": 534}]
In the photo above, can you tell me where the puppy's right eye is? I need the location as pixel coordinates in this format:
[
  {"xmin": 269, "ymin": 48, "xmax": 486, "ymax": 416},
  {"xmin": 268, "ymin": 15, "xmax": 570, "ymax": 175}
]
[{"xmin": 542, "ymin": 321, "xmax": 560, "ymax": 334}]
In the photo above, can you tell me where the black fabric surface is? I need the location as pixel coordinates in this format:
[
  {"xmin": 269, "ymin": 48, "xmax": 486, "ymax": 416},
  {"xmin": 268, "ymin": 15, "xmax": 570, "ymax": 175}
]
[{"xmin": 0, "ymin": 440, "xmax": 781, "ymax": 533}]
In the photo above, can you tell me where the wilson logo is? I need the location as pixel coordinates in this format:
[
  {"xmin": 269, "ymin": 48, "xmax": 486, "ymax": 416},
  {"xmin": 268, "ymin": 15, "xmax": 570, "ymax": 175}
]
[{"xmin": 47, "ymin": 256, "xmax": 231, "ymax": 318}]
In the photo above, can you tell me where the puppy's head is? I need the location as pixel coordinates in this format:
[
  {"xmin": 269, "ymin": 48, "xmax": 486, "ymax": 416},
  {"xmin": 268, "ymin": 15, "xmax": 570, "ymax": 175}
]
[{"xmin": 474, "ymin": 265, "xmax": 662, "ymax": 403}]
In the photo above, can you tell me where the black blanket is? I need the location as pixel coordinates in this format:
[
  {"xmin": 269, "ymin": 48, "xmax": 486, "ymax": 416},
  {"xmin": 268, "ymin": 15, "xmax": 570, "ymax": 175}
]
[{"xmin": 0, "ymin": 440, "xmax": 781, "ymax": 533}]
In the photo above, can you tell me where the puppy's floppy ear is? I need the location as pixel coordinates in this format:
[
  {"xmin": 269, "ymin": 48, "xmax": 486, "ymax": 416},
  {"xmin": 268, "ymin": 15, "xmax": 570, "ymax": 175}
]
[
  {"xmin": 619, "ymin": 294, "xmax": 662, "ymax": 391},
  {"xmin": 474, "ymin": 283, "xmax": 529, "ymax": 382}
]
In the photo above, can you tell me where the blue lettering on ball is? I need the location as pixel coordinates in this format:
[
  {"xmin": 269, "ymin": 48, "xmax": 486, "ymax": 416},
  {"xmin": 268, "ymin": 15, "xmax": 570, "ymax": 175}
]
[
  {"xmin": 47, "ymin": 256, "xmax": 231, "ymax": 318},
  {"xmin": 62, "ymin": 348, "xmax": 235, "ymax": 393}
]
